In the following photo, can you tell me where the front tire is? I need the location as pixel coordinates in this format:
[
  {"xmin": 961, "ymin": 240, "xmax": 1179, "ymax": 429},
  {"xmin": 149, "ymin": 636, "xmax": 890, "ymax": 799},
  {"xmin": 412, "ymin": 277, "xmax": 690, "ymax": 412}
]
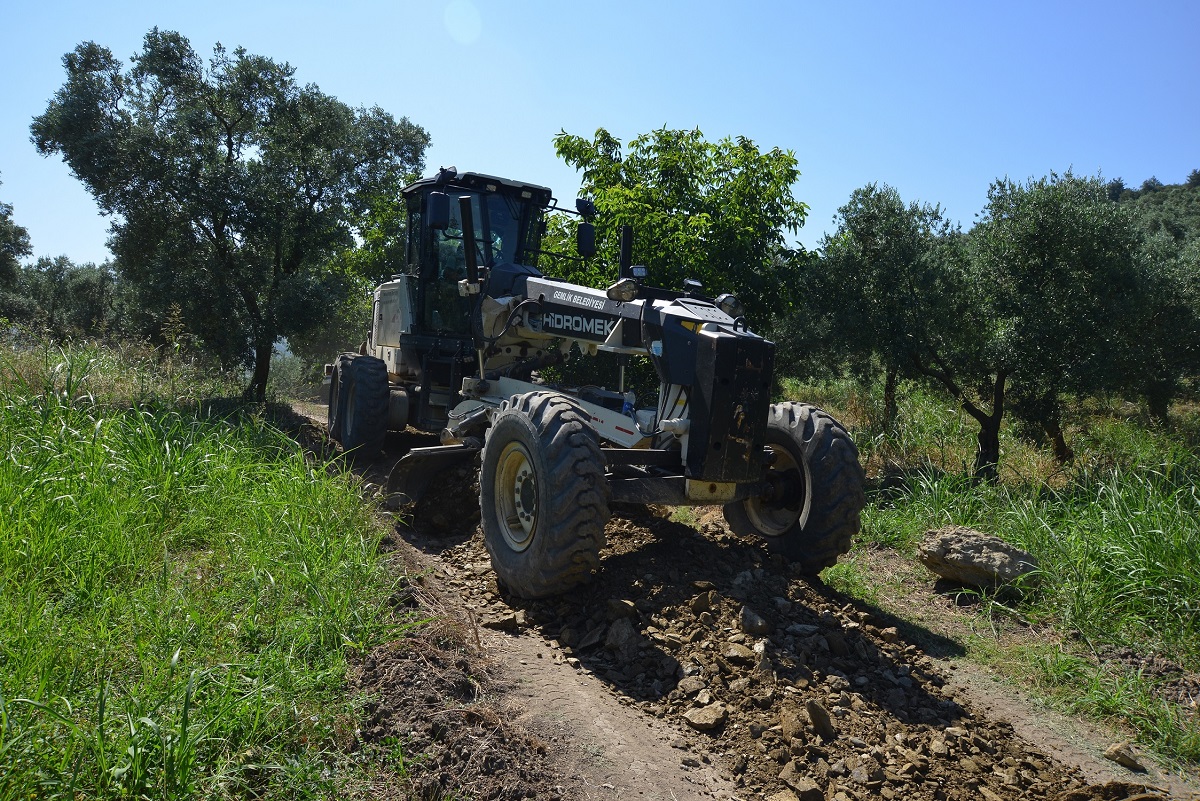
[
  {"xmin": 724, "ymin": 403, "xmax": 864, "ymax": 573},
  {"xmin": 480, "ymin": 392, "xmax": 610, "ymax": 599}
]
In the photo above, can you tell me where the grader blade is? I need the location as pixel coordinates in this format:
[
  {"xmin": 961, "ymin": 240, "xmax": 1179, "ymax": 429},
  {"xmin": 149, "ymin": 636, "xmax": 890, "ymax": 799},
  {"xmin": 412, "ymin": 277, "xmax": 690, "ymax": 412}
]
[{"xmin": 386, "ymin": 443, "xmax": 478, "ymax": 506}]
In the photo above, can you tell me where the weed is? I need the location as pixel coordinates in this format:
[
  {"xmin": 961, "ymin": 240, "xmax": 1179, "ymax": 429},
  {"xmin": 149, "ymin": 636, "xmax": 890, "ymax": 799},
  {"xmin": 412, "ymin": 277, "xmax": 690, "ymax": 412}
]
[
  {"xmin": 668, "ymin": 507, "xmax": 700, "ymax": 528},
  {"xmin": 821, "ymin": 557, "xmax": 880, "ymax": 606}
]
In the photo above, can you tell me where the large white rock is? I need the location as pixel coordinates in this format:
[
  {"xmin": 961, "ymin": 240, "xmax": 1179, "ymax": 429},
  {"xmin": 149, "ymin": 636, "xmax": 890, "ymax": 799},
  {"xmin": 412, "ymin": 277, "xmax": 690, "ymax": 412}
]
[{"xmin": 918, "ymin": 526, "xmax": 1039, "ymax": 589}]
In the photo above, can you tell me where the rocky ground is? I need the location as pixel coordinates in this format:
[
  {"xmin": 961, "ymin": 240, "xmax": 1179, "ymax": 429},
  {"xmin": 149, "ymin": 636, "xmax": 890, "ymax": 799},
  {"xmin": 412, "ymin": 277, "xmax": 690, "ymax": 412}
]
[{"xmin": 286, "ymin": 408, "xmax": 1199, "ymax": 800}]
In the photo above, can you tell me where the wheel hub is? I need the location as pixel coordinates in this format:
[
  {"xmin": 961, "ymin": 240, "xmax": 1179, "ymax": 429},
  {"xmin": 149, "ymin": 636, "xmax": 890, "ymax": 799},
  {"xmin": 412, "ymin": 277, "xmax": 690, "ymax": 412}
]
[
  {"xmin": 496, "ymin": 442, "xmax": 537, "ymax": 551},
  {"xmin": 514, "ymin": 467, "xmax": 536, "ymax": 529},
  {"xmin": 747, "ymin": 445, "xmax": 806, "ymax": 537}
]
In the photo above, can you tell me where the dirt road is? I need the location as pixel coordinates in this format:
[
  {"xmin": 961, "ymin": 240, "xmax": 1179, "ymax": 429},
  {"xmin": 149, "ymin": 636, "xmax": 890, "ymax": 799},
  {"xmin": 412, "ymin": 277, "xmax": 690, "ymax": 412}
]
[{"xmin": 289, "ymin": 407, "xmax": 1199, "ymax": 800}]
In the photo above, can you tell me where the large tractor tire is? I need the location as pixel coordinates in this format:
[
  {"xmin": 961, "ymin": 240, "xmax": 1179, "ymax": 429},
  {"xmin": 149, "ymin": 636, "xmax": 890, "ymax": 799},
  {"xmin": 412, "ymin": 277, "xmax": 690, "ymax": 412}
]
[
  {"xmin": 336, "ymin": 355, "xmax": 389, "ymax": 462},
  {"xmin": 480, "ymin": 391, "xmax": 611, "ymax": 599},
  {"xmin": 723, "ymin": 402, "xmax": 865, "ymax": 574}
]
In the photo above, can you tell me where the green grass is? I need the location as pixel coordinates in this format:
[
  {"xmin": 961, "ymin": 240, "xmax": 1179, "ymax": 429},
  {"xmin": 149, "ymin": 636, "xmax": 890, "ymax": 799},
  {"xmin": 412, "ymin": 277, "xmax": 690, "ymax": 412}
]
[
  {"xmin": 781, "ymin": 376, "xmax": 1200, "ymax": 764},
  {"xmin": 0, "ymin": 340, "xmax": 413, "ymax": 799},
  {"xmin": 820, "ymin": 556, "xmax": 881, "ymax": 606}
]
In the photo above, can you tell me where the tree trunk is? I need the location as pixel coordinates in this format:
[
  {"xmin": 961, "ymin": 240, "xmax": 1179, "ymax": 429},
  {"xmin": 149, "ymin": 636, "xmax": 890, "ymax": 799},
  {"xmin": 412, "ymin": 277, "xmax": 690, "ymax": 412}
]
[
  {"xmin": 1045, "ymin": 420, "xmax": 1075, "ymax": 465},
  {"xmin": 247, "ymin": 335, "xmax": 273, "ymax": 402},
  {"xmin": 882, "ymin": 364, "xmax": 899, "ymax": 436},
  {"xmin": 238, "ymin": 276, "xmax": 279, "ymax": 403},
  {"xmin": 910, "ymin": 353, "xmax": 1007, "ymax": 484},
  {"xmin": 238, "ymin": 284, "xmax": 273, "ymax": 403},
  {"xmin": 974, "ymin": 418, "xmax": 1001, "ymax": 482},
  {"xmin": 1146, "ymin": 379, "xmax": 1173, "ymax": 422}
]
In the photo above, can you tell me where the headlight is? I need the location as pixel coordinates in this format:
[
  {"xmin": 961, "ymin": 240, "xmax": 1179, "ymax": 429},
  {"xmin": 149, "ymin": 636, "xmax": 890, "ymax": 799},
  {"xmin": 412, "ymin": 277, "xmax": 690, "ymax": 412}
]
[
  {"xmin": 606, "ymin": 277, "xmax": 639, "ymax": 302},
  {"xmin": 715, "ymin": 293, "xmax": 744, "ymax": 319}
]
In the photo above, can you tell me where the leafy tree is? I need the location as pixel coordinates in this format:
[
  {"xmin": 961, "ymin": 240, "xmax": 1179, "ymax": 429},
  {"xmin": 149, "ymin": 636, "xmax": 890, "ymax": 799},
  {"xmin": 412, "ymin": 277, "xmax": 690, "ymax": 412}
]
[
  {"xmin": 17, "ymin": 256, "xmax": 120, "ymax": 339},
  {"xmin": 800, "ymin": 185, "xmax": 1007, "ymax": 478},
  {"xmin": 812, "ymin": 175, "xmax": 1143, "ymax": 479},
  {"xmin": 1104, "ymin": 173, "xmax": 1200, "ymax": 416},
  {"xmin": 807, "ymin": 184, "xmax": 961, "ymax": 432},
  {"xmin": 31, "ymin": 29, "xmax": 429, "ymax": 399},
  {"xmin": 275, "ymin": 268, "xmax": 372, "ymax": 379},
  {"xmin": 1121, "ymin": 176, "xmax": 1200, "ymax": 244},
  {"xmin": 552, "ymin": 127, "xmax": 809, "ymax": 323},
  {"xmin": 968, "ymin": 173, "xmax": 1142, "ymax": 464},
  {"xmin": 1123, "ymin": 232, "xmax": 1200, "ymax": 418},
  {"xmin": 0, "ymin": 176, "xmax": 34, "ymax": 321},
  {"xmin": 283, "ymin": 170, "xmax": 417, "ymax": 377}
]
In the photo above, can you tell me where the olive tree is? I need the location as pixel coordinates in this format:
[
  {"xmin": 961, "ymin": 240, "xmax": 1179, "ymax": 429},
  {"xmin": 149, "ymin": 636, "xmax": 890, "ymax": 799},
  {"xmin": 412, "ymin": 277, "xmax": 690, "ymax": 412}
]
[
  {"xmin": 32, "ymin": 29, "xmax": 429, "ymax": 399},
  {"xmin": 808, "ymin": 184, "xmax": 961, "ymax": 433},
  {"xmin": 967, "ymin": 173, "xmax": 1142, "ymax": 464},
  {"xmin": 0, "ymin": 176, "xmax": 34, "ymax": 322},
  {"xmin": 806, "ymin": 175, "xmax": 1145, "ymax": 480}
]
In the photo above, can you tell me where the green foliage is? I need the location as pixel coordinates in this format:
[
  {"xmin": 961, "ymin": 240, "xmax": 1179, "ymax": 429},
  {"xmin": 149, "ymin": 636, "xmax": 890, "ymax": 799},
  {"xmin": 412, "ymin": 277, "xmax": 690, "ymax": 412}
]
[
  {"xmin": 1123, "ymin": 232, "xmax": 1200, "ymax": 417},
  {"xmin": 814, "ymin": 174, "xmax": 1148, "ymax": 477},
  {"xmin": 0, "ymin": 339, "xmax": 406, "ymax": 797},
  {"xmin": 0, "ymin": 175, "xmax": 34, "ymax": 321},
  {"xmin": 282, "ymin": 268, "xmax": 374, "ymax": 378},
  {"xmin": 784, "ymin": 180, "xmax": 1009, "ymax": 476},
  {"xmin": 1124, "ymin": 176, "xmax": 1200, "ymax": 243},
  {"xmin": 552, "ymin": 127, "xmax": 809, "ymax": 323},
  {"xmin": 1026, "ymin": 646, "xmax": 1200, "ymax": 764},
  {"xmin": 31, "ymin": 29, "xmax": 429, "ymax": 400},
  {"xmin": 791, "ymin": 184, "xmax": 966, "ymax": 428},
  {"xmin": 790, "ymin": 171, "xmax": 1200, "ymax": 476},
  {"xmin": 11, "ymin": 256, "xmax": 121, "ymax": 339},
  {"xmin": 538, "ymin": 210, "xmax": 611, "ymax": 289},
  {"xmin": 1078, "ymin": 174, "xmax": 1200, "ymax": 416},
  {"xmin": 972, "ymin": 173, "xmax": 1144, "ymax": 456},
  {"xmin": 267, "ymin": 345, "xmax": 320, "ymax": 399}
]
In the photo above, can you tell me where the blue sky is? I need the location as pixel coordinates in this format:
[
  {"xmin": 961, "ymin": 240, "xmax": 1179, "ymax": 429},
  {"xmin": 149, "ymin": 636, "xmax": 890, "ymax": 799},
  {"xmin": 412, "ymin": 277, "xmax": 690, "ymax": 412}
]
[{"xmin": 2, "ymin": 0, "xmax": 1197, "ymax": 267}]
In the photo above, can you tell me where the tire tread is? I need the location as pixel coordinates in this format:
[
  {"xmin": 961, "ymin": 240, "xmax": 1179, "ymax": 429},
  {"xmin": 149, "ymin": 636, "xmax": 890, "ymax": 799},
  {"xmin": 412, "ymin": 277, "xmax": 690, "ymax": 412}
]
[{"xmin": 481, "ymin": 392, "xmax": 611, "ymax": 598}]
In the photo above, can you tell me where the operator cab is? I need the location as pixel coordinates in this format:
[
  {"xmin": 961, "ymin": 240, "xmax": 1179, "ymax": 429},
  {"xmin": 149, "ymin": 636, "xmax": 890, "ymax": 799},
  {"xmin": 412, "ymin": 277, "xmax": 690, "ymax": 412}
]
[
  {"xmin": 391, "ymin": 170, "xmax": 555, "ymax": 428},
  {"xmin": 403, "ymin": 169, "xmax": 552, "ymax": 335}
]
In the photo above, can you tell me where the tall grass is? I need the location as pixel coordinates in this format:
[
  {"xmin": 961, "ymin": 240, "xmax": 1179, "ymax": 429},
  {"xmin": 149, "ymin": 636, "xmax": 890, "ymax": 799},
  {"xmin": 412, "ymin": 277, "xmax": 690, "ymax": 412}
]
[
  {"xmin": 859, "ymin": 466, "xmax": 1200, "ymax": 657},
  {"xmin": 0, "ymin": 340, "xmax": 405, "ymax": 798}
]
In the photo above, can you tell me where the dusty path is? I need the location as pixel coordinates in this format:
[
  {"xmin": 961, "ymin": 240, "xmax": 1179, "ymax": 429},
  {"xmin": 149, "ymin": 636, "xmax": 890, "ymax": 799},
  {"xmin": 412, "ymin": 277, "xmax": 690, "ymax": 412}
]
[
  {"xmin": 940, "ymin": 662, "xmax": 1191, "ymax": 793},
  {"xmin": 491, "ymin": 629, "xmax": 739, "ymax": 799},
  {"xmin": 408, "ymin": 507, "xmax": 1199, "ymax": 801}
]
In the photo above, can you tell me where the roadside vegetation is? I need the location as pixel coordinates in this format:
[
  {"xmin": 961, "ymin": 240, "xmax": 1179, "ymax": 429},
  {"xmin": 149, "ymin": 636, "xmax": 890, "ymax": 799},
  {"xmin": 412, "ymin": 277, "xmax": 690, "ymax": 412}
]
[
  {"xmin": 3, "ymin": 29, "xmax": 1198, "ymax": 787},
  {"xmin": 0, "ymin": 338, "xmax": 411, "ymax": 799},
  {"xmin": 787, "ymin": 377, "xmax": 1200, "ymax": 766}
]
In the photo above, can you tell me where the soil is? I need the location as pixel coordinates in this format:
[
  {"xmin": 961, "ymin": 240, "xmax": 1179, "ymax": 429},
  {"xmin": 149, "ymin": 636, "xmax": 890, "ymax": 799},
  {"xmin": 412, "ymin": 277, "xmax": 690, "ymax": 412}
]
[{"xmin": 282, "ymin": 406, "xmax": 1200, "ymax": 800}]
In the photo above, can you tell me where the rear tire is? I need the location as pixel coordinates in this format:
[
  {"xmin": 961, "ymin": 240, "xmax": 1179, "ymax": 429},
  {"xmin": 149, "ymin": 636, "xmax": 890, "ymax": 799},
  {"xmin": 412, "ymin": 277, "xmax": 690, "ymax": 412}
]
[
  {"xmin": 338, "ymin": 355, "xmax": 389, "ymax": 462},
  {"xmin": 480, "ymin": 392, "xmax": 610, "ymax": 599},
  {"xmin": 723, "ymin": 403, "xmax": 864, "ymax": 573},
  {"xmin": 326, "ymin": 353, "xmax": 355, "ymax": 441}
]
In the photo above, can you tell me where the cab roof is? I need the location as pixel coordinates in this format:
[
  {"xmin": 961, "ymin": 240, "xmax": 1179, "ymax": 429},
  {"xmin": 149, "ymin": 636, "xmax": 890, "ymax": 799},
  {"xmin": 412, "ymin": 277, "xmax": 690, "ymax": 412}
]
[{"xmin": 402, "ymin": 169, "xmax": 554, "ymax": 207}]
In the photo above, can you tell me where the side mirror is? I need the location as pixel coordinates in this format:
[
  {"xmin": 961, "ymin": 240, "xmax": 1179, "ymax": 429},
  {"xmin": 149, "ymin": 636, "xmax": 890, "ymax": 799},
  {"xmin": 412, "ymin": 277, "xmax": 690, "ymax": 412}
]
[
  {"xmin": 427, "ymin": 192, "xmax": 450, "ymax": 230},
  {"xmin": 577, "ymin": 222, "xmax": 596, "ymax": 260},
  {"xmin": 618, "ymin": 225, "xmax": 633, "ymax": 278}
]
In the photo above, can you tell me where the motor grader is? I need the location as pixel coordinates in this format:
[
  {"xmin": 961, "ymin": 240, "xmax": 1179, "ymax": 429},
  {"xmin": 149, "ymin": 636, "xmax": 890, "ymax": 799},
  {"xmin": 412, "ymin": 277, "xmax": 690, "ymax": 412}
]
[{"xmin": 326, "ymin": 167, "xmax": 865, "ymax": 598}]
